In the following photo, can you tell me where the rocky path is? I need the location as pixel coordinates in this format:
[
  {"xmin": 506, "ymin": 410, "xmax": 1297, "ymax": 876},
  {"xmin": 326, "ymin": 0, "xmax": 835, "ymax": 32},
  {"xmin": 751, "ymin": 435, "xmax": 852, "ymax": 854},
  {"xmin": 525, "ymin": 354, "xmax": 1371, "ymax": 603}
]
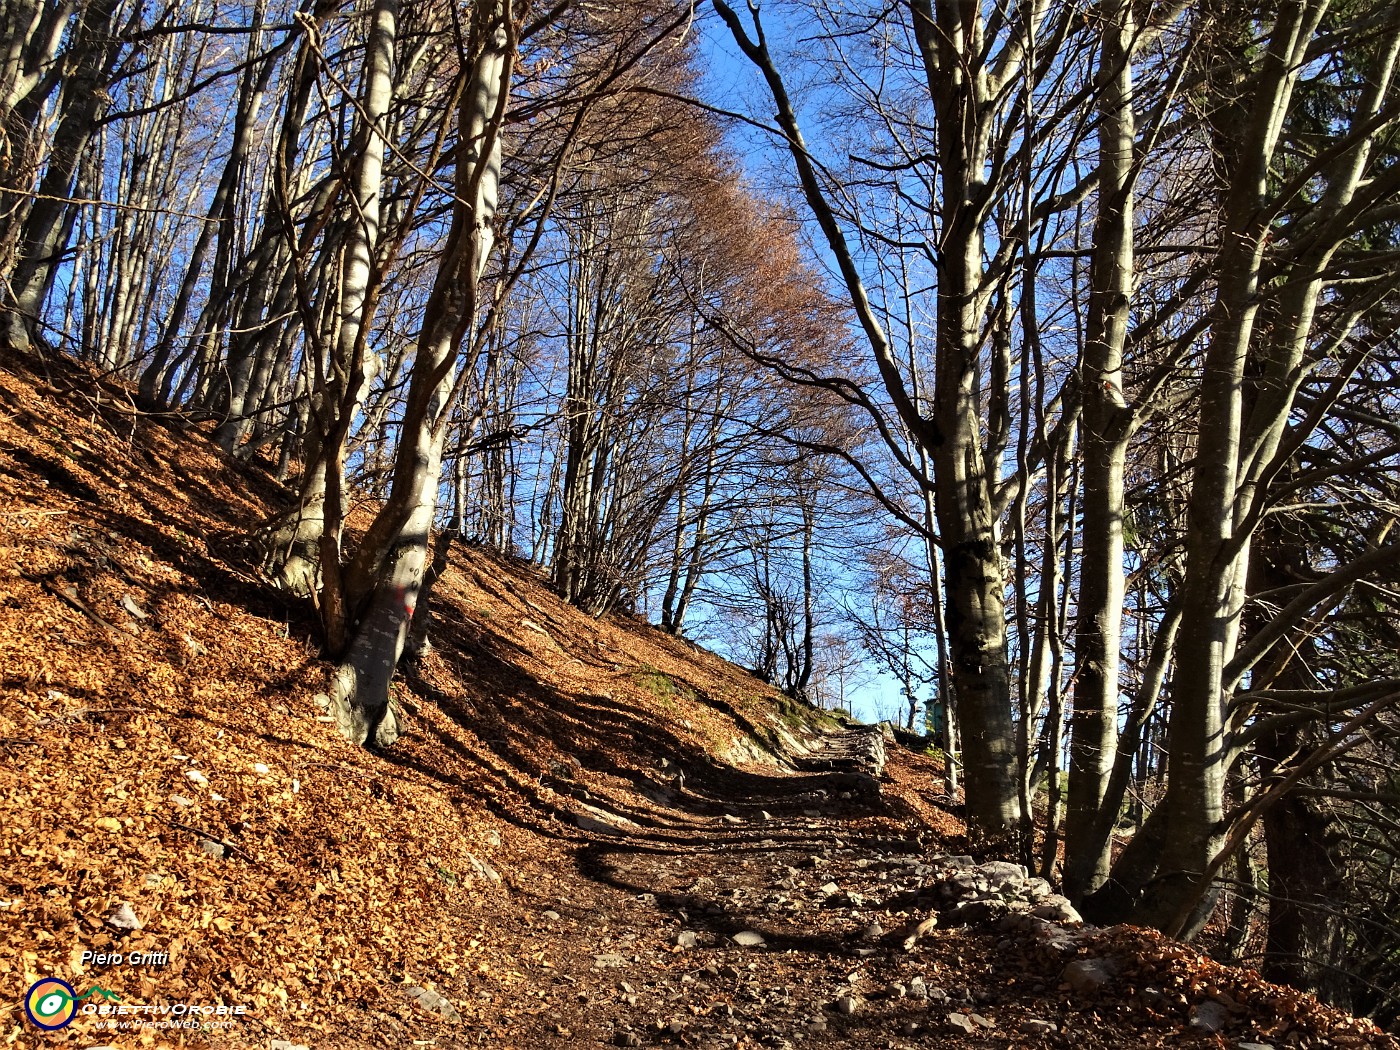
[{"xmin": 426, "ymin": 727, "xmax": 1389, "ymax": 1050}]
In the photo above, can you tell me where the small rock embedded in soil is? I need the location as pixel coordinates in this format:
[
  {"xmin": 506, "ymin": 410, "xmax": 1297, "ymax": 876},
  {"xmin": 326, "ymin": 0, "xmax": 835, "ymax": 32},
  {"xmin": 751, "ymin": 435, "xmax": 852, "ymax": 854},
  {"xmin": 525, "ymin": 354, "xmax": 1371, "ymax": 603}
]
[
  {"xmin": 106, "ymin": 901, "xmax": 142, "ymax": 931},
  {"xmin": 834, "ymin": 995, "xmax": 860, "ymax": 1016},
  {"xmin": 466, "ymin": 853, "xmax": 501, "ymax": 884},
  {"xmin": 405, "ymin": 984, "xmax": 460, "ymax": 1021},
  {"xmin": 1063, "ymin": 956, "xmax": 1118, "ymax": 993},
  {"xmin": 1190, "ymin": 1000, "xmax": 1232, "ymax": 1033},
  {"xmin": 731, "ymin": 930, "xmax": 766, "ymax": 947}
]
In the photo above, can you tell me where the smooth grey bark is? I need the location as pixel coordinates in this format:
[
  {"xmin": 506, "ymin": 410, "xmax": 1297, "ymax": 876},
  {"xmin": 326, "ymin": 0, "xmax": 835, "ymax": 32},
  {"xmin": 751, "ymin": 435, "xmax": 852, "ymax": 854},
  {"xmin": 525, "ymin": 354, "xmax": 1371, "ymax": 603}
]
[
  {"xmin": 1064, "ymin": 0, "xmax": 1137, "ymax": 901},
  {"xmin": 1104, "ymin": 0, "xmax": 1400, "ymax": 937},
  {"xmin": 325, "ymin": 0, "xmax": 511, "ymax": 747},
  {"xmin": 911, "ymin": 0, "xmax": 1022, "ymax": 836},
  {"xmin": 138, "ymin": 9, "xmax": 281, "ymax": 407},
  {"xmin": 713, "ymin": 0, "xmax": 1030, "ymax": 834},
  {"xmin": 260, "ymin": 14, "xmax": 387, "ymax": 593},
  {"xmin": 0, "ymin": 0, "xmax": 118, "ymax": 350},
  {"xmin": 0, "ymin": 0, "xmax": 73, "ymax": 273}
]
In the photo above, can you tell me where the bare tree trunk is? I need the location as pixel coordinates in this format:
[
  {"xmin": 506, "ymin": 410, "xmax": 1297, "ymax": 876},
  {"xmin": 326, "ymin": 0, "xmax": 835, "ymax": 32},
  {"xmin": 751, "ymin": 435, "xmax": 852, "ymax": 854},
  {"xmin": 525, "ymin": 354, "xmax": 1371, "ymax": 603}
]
[
  {"xmin": 0, "ymin": 0, "xmax": 118, "ymax": 350},
  {"xmin": 139, "ymin": 7, "xmax": 281, "ymax": 407},
  {"xmin": 1064, "ymin": 0, "xmax": 1137, "ymax": 900},
  {"xmin": 1097, "ymin": 0, "xmax": 1396, "ymax": 936},
  {"xmin": 323, "ymin": 0, "xmax": 511, "ymax": 746},
  {"xmin": 263, "ymin": 0, "xmax": 396, "ymax": 591},
  {"xmin": 713, "ymin": 0, "xmax": 1026, "ymax": 834},
  {"xmin": 914, "ymin": 0, "xmax": 1019, "ymax": 836}
]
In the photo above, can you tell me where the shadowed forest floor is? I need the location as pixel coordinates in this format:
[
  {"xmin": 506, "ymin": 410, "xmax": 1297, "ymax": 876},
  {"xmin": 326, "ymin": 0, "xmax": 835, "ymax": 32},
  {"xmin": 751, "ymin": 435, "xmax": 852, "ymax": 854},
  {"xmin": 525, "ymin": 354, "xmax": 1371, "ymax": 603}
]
[{"xmin": 1, "ymin": 349, "xmax": 1394, "ymax": 1049}]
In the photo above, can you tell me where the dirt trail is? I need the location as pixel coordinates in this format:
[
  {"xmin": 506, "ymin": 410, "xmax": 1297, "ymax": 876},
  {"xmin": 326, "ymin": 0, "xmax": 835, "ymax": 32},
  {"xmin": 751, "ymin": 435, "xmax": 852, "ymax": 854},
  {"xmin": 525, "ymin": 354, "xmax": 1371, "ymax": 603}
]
[{"xmin": 1, "ymin": 351, "xmax": 1393, "ymax": 1050}]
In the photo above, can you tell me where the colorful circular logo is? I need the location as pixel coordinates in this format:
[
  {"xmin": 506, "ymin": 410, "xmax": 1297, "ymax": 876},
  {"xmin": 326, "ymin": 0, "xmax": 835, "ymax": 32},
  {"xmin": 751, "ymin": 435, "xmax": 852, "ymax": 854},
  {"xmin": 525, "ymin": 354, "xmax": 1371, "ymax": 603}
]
[{"xmin": 24, "ymin": 977, "xmax": 77, "ymax": 1030}]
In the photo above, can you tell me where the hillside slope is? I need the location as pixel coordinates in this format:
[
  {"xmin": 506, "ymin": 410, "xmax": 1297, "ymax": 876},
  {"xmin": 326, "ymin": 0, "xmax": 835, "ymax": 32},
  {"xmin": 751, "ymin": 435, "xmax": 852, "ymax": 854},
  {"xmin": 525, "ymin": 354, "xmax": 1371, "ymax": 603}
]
[{"xmin": 0, "ymin": 347, "xmax": 1393, "ymax": 1049}]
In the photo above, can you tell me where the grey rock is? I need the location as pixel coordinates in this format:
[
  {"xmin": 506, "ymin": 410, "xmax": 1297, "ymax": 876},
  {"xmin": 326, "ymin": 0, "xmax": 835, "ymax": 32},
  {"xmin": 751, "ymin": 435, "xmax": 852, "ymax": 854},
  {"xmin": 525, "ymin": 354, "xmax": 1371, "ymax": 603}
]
[
  {"xmin": 269, "ymin": 1041, "xmax": 310, "ymax": 1050},
  {"xmin": 834, "ymin": 995, "xmax": 860, "ymax": 1016},
  {"xmin": 980, "ymin": 860, "xmax": 1029, "ymax": 890},
  {"xmin": 676, "ymin": 931, "xmax": 698, "ymax": 949},
  {"xmin": 997, "ymin": 912, "xmax": 1053, "ymax": 935},
  {"xmin": 948, "ymin": 1012, "xmax": 976, "ymax": 1033},
  {"xmin": 593, "ymin": 953, "xmax": 629, "ymax": 968},
  {"xmin": 542, "ymin": 910, "xmax": 561, "ymax": 921},
  {"xmin": 467, "ymin": 853, "xmax": 501, "ymax": 885},
  {"xmin": 1063, "ymin": 957, "xmax": 1118, "ymax": 993},
  {"xmin": 1022, "ymin": 1019, "xmax": 1058, "ymax": 1035},
  {"xmin": 169, "ymin": 794, "xmax": 194, "ymax": 807},
  {"xmin": 142, "ymin": 873, "xmax": 164, "ymax": 888},
  {"xmin": 199, "ymin": 838, "xmax": 226, "ymax": 859},
  {"xmin": 731, "ymin": 930, "xmax": 766, "ymax": 948},
  {"xmin": 907, "ymin": 976, "xmax": 928, "ymax": 999},
  {"xmin": 614, "ymin": 1033, "xmax": 643, "ymax": 1047},
  {"xmin": 931, "ymin": 854, "xmax": 976, "ymax": 869},
  {"xmin": 107, "ymin": 901, "xmax": 142, "ymax": 931},
  {"xmin": 819, "ymin": 882, "xmax": 840, "ymax": 896},
  {"xmin": 406, "ymin": 984, "xmax": 460, "ymax": 1021},
  {"xmin": 1031, "ymin": 894, "xmax": 1083, "ymax": 924},
  {"xmin": 1190, "ymin": 1000, "xmax": 1232, "ymax": 1034},
  {"xmin": 945, "ymin": 898, "xmax": 1010, "ymax": 926}
]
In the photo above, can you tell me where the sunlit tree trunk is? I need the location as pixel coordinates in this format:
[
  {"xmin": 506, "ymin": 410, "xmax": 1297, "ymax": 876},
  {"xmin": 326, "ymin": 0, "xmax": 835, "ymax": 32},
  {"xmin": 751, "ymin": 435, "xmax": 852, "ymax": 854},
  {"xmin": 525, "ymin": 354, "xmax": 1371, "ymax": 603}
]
[
  {"xmin": 0, "ymin": 0, "xmax": 118, "ymax": 350},
  {"xmin": 1064, "ymin": 0, "xmax": 1137, "ymax": 901},
  {"xmin": 324, "ymin": 0, "xmax": 511, "ymax": 746}
]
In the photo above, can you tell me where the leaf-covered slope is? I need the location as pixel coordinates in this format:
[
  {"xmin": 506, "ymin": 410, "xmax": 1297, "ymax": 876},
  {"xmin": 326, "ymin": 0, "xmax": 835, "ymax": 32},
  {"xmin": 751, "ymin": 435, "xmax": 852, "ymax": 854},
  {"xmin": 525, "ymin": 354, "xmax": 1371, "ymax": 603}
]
[
  {"xmin": 1, "ymin": 348, "xmax": 1393, "ymax": 1050},
  {"xmin": 0, "ymin": 349, "xmax": 847, "ymax": 1047}
]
